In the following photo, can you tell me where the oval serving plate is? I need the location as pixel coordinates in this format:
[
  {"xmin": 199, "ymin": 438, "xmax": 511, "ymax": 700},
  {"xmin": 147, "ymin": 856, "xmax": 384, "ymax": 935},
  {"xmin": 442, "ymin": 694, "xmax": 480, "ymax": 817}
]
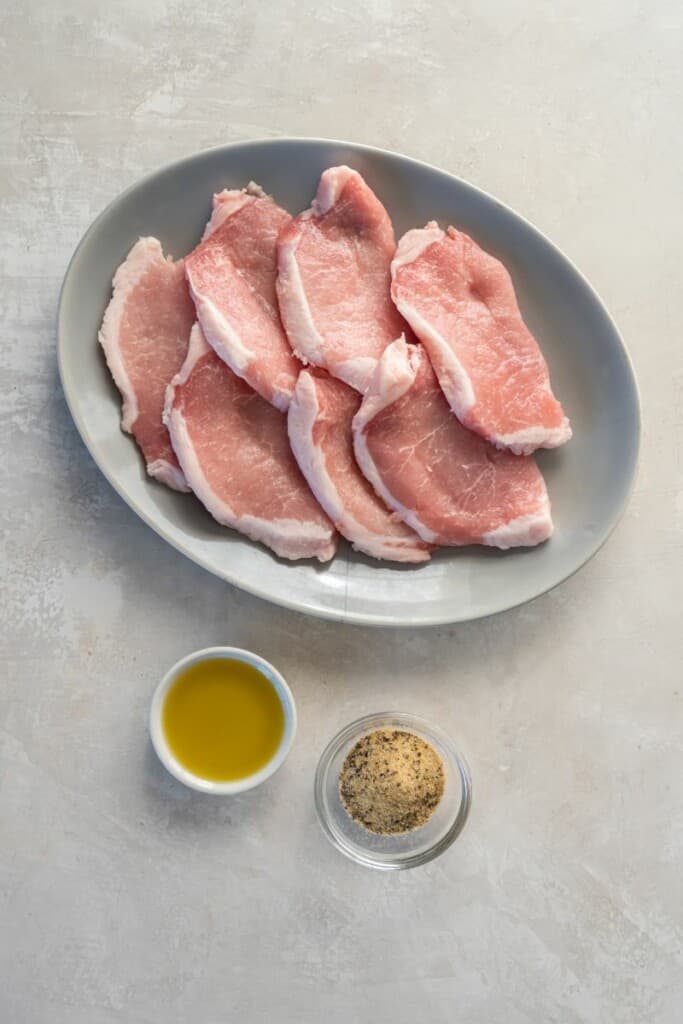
[{"xmin": 58, "ymin": 138, "xmax": 640, "ymax": 627}]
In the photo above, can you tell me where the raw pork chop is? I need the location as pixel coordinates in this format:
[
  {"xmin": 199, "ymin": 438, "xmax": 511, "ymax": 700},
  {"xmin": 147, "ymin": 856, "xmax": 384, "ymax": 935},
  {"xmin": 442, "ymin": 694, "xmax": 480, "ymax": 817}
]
[
  {"xmin": 277, "ymin": 166, "xmax": 406, "ymax": 393},
  {"xmin": 353, "ymin": 337, "xmax": 553, "ymax": 548},
  {"xmin": 288, "ymin": 369, "xmax": 431, "ymax": 563},
  {"xmin": 185, "ymin": 184, "xmax": 300, "ymax": 411},
  {"xmin": 391, "ymin": 224, "xmax": 571, "ymax": 454},
  {"xmin": 99, "ymin": 237, "xmax": 195, "ymax": 491},
  {"xmin": 164, "ymin": 325, "xmax": 336, "ymax": 561}
]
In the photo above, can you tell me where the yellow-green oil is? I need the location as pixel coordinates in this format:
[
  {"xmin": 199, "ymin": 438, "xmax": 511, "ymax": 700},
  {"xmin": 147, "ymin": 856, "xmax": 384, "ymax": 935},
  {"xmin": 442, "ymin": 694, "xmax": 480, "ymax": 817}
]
[{"xmin": 162, "ymin": 658, "xmax": 285, "ymax": 781}]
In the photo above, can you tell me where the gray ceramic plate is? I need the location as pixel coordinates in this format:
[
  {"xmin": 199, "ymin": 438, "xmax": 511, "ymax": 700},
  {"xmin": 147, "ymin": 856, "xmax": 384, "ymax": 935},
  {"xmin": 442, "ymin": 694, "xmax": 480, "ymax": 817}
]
[{"xmin": 58, "ymin": 138, "xmax": 640, "ymax": 627}]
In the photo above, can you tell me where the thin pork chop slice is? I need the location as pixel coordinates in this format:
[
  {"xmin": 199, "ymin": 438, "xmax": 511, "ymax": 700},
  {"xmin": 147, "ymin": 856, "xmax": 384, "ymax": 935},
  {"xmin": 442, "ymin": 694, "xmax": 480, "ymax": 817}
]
[
  {"xmin": 164, "ymin": 325, "xmax": 337, "ymax": 561},
  {"xmin": 185, "ymin": 184, "xmax": 301, "ymax": 411},
  {"xmin": 391, "ymin": 224, "xmax": 571, "ymax": 454},
  {"xmin": 277, "ymin": 166, "xmax": 406, "ymax": 393},
  {"xmin": 353, "ymin": 337, "xmax": 553, "ymax": 548},
  {"xmin": 98, "ymin": 237, "xmax": 195, "ymax": 491},
  {"xmin": 288, "ymin": 369, "xmax": 431, "ymax": 563}
]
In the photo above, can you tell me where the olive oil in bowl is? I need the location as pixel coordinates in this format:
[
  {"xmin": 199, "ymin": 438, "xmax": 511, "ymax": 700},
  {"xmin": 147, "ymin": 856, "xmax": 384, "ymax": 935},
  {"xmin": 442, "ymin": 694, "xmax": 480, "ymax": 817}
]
[{"xmin": 150, "ymin": 648, "xmax": 296, "ymax": 794}]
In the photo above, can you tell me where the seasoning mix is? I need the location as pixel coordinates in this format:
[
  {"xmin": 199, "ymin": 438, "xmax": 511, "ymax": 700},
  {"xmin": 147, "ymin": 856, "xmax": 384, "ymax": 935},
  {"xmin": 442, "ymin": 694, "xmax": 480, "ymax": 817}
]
[{"xmin": 339, "ymin": 728, "xmax": 445, "ymax": 835}]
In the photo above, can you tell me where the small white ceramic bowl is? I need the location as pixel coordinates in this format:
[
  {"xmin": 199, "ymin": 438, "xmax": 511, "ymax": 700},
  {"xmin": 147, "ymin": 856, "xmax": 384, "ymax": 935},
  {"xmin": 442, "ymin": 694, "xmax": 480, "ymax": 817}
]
[{"xmin": 149, "ymin": 646, "xmax": 297, "ymax": 794}]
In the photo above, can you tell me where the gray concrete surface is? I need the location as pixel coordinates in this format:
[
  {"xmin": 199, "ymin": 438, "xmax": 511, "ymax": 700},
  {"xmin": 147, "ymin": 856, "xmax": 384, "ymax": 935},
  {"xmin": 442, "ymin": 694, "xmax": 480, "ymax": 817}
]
[{"xmin": 2, "ymin": 1, "xmax": 682, "ymax": 1021}]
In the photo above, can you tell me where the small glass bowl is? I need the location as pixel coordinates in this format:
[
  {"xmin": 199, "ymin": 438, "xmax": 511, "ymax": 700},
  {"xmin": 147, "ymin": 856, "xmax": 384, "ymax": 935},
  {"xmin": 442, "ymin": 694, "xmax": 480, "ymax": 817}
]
[{"xmin": 314, "ymin": 712, "xmax": 472, "ymax": 870}]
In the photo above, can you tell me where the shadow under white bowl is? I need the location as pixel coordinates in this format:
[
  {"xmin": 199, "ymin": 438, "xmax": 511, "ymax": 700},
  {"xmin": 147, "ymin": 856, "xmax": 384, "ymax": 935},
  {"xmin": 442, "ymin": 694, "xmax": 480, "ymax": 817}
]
[
  {"xmin": 58, "ymin": 137, "xmax": 641, "ymax": 626},
  {"xmin": 149, "ymin": 646, "xmax": 297, "ymax": 794}
]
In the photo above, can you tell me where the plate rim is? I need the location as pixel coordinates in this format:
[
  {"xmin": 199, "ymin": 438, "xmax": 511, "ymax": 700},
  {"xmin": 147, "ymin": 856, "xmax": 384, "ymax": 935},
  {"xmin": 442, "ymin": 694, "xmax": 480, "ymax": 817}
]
[{"xmin": 57, "ymin": 135, "xmax": 642, "ymax": 627}]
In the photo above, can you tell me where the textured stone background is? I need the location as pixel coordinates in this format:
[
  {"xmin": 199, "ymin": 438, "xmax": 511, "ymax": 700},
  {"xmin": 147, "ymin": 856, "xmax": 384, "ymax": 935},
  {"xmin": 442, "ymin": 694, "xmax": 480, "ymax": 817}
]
[{"xmin": 2, "ymin": 2, "xmax": 682, "ymax": 1021}]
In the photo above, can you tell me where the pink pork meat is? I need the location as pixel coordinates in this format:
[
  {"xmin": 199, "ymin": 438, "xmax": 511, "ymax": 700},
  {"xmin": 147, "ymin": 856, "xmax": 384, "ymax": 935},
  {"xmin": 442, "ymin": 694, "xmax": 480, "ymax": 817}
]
[
  {"xmin": 185, "ymin": 185, "xmax": 301, "ymax": 411},
  {"xmin": 353, "ymin": 337, "xmax": 553, "ymax": 548},
  {"xmin": 98, "ymin": 237, "xmax": 195, "ymax": 491},
  {"xmin": 287, "ymin": 369, "xmax": 431, "ymax": 563},
  {"xmin": 277, "ymin": 166, "xmax": 406, "ymax": 393},
  {"xmin": 164, "ymin": 325, "xmax": 336, "ymax": 561},
  {"xmin": 391, "ymin": 224, "xmax": 571, "ymax": 454}
]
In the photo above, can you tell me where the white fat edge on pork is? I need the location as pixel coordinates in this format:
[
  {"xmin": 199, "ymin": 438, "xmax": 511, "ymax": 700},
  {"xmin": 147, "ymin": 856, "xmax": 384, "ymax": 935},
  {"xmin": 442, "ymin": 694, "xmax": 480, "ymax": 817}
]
[
  {"xmin": 352, "ymin": 336, "xmax": 440, "ymax": 545},
  {"xmin": 98, "ymin": 236, "xmax": 166, "ymax": 432},
  {"xmin": 200, "ymin": 181, "xmax": 268, "ymax": 240},
  {"xmin": 288, "ymin": 370, "xmax": 430, "ymax": 563},
  {"xmin": 391, "ymin": 223, "xmax": 476, "ymax": 422},
  {"xmin": 165, "ymin": 327, "xmax": 336, "ymax": 562}
]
